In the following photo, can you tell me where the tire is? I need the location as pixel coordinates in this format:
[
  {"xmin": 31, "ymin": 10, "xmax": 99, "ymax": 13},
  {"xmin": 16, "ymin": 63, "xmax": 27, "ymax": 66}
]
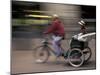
[
  {"xmin": 33, "ymin": 46, "xmax": 50, "ymax": 63},
  {"xmin": 68, "ymin": 48, "xmax": 85, "ymax": 67},
  {"xmin": 83, "ymin": 47, "xmax": 92, "ymax": 62}
]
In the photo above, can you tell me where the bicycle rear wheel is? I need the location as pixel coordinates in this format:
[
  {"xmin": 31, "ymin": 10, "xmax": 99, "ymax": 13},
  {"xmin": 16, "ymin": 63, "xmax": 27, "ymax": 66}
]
[
  {"xmin": 68, "ymin": 48, "xmax": 84, "ymax": 67},
  {"xmin": 33, "ymin": 46, "xmax": 50, "ymax": 63}
]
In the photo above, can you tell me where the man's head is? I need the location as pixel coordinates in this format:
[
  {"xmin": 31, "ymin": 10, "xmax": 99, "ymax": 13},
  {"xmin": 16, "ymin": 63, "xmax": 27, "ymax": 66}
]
[
  {"xmin": 52, "ymin": 14, "xmax": 59, "ymax": 20},
  {"xmin": 78, "ymin": 20, "xmax": 86, "ymax": 34},
  {"xmin": 81, "ymin": 29, "xmax": 86, "ymax": 34}
]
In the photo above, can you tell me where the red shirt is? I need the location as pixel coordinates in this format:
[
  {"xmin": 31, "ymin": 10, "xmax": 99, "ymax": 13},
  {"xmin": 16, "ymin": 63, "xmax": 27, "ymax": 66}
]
[{"xmin": 45, "ymin": 19, "xmax": 65, "ymax": 36}]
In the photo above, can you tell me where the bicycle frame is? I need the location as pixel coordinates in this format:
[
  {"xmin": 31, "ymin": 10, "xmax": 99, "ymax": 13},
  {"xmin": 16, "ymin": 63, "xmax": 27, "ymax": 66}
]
[{"xmin": 41, "ymin": 38, "xmax": 69, "ymax": 58}]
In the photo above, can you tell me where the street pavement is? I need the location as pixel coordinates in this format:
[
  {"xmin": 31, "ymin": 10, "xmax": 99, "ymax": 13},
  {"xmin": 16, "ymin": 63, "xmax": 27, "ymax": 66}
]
[{"xmin": 11, "ymin": 38, "xmax": 96, "ymax": 74}]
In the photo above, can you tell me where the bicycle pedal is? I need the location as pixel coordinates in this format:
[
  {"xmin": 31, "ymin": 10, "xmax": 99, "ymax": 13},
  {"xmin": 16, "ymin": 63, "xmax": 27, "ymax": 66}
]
[{"xmin": 61, "ymin": 53, "xmax": 64, "ymax": 56}]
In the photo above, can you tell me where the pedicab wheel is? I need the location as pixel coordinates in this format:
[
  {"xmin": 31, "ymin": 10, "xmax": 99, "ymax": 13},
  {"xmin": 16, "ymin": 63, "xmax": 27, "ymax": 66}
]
[
  {"xmin": 83, "ymin": 47, "xmax": 92, "ymax": 62},
  {"xmin": 33, "ymin": 46, "xmax": 50, "ymax": 63},
  {"xmin": 68, "ymin": 48, "xmax": 85, "ymax": 67}
]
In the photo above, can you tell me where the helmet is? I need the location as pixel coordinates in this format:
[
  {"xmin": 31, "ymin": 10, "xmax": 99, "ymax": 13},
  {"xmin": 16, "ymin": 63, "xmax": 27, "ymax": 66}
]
[
  {"xmin": 52, "ymin": 14, "xmax": 59, "ymax": 18},
  {"xmin": 78, "ymin": 20, "xmax": 85, "ymax": 26}
]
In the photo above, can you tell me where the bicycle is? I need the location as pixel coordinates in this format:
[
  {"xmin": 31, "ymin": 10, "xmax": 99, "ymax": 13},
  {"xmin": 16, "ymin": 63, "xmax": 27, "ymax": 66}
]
[{"xmin": 33, "ymin": 35, "xmax": 92, "ymax": 67}]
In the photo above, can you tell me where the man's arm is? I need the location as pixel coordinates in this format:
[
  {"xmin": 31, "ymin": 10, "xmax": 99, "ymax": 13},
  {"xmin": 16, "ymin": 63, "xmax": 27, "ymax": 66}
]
[
  {"xmin": 78, "ymin": 32, "xmax": 96, "ymax": 40},
  {"xmin": 44, "ymin": 22, "xmax": 57, "ymax": 34}
]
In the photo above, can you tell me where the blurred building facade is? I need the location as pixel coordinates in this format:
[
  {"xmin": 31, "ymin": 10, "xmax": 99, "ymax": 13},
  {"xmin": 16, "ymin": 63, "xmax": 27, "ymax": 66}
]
[
  {"xmin": 40, "ymin": 3, "xmax": 81, "ymax": 38},
  {"xmin": 12, "ymin": 1, "xmax": 96, "ymax": 50}
]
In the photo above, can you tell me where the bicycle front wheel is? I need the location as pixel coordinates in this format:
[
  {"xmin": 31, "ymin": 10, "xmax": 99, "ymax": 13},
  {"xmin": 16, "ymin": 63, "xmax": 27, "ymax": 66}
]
[{"xmin": 33, "ymin": 46, "xmax": 50, "ymax": 63}]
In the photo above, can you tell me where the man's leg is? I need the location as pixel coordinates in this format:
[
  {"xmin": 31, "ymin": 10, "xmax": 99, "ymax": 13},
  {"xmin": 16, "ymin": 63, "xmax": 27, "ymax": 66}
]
[{"xmin": 52, "ymin": 36, "xmax": 62, "ymax": 57}]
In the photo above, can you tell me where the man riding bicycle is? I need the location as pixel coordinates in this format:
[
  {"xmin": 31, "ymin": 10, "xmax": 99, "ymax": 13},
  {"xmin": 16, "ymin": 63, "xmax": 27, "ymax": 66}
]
[{"xmin": 44, "ymin": 14, "xmax": 65, "ymax": 57}]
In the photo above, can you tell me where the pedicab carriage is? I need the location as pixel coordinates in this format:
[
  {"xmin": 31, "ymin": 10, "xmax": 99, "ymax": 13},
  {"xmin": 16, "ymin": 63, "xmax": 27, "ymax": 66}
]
[{"xmin": 67, "ymin": 32, "xmax": 96, "ymax": 67}]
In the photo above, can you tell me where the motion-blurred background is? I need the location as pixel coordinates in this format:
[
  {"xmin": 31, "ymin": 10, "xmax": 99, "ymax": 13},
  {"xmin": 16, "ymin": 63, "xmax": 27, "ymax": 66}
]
[{"xmin": 12, "ymin": 0, "xmax": 96, "ymax": 50}]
